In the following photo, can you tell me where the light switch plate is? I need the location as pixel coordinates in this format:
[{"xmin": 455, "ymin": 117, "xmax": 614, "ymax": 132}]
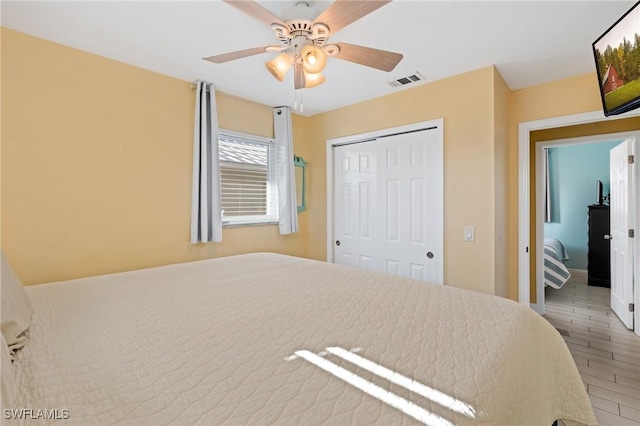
[{"xmin": 464, "ymin": 226, "xmax": 475, "ymax": 242}]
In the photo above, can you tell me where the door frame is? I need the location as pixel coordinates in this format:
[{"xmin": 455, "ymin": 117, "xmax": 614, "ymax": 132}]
[
  {"xmin": 533, "ymin": 132, "xmax": 638, "ymax": 316},
  {"xmin": 326, "ymin": 118, "xmax": 444, "ymax": 273},
  {"xmin": 517, "ymin": 109, "xmax": 640, "ymax": 335}
]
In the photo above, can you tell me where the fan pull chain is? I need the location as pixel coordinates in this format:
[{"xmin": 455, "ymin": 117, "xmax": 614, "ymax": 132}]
[{"xmin": 293, "ymin": 89, "xmax": 304, "ymax": 112}]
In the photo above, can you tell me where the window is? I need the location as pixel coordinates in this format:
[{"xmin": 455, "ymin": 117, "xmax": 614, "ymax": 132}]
[{"xmin": 219, "ymin": 131, "xmax": 278, "ymax": 226}]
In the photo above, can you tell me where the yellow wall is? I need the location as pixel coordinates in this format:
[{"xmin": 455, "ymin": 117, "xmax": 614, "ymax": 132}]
[
  {"xmin": 5, "ymin": 28, "xmax": 636, "ymax": 300},
  {"xmin": 493, "ymin": 67, "xmax": 511, "ymax": 298},
  {"xmin": 509, "ymin": 73, "xmax": 640, "ymax": 302},
  {"xmin": 304, "ymin": 66, "xmax": 508, "ymax": 295},
  {"xmin": 1, "ymin": 29, "xmax": 308, "ymax": 285},
  {"xmin": 532, "ymin": 118, "xmax": 640, "ymax": 142}
]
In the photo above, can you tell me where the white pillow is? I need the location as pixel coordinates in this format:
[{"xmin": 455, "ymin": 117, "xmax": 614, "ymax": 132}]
[
  {"xmin": 1, "ymin": 251, "xmax": 32, "ymax": 356},
  {"xmin": 1, "ymin": 333, "xmax": 16, "ymax": 411}
]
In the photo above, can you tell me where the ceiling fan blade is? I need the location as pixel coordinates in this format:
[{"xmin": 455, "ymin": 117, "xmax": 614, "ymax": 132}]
[
  {"xmin": 294, "ymin": 62, "xmax": 306, "ymax": 90},
  {"xmin": 334, "ymin": 42, "xmax": 403, "ymax": 72},
  {"xmin": 313, "ymin": 0, "xmax": 391, "ymax": 35},
  {"xmin": 223, "ymin": 0, "xmax": 284, "ymax": 26},
  {"xmin": 203, "ymin": 46, "xmax": 270, "ymax": 63}
]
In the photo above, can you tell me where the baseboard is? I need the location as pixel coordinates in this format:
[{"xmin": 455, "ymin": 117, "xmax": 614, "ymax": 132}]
[
  {"xmin": 530, "ymin": 303, "xmax": 544, "ymax": 315},
  {"xmin": 567, "ymin": 269, "xmax": 587, "ymax": 279}
]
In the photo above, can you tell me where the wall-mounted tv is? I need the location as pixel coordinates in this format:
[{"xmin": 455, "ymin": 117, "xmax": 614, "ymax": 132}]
[{"xmin": 592, "ymin": 1, "xmax": 640, "ymax": 116}]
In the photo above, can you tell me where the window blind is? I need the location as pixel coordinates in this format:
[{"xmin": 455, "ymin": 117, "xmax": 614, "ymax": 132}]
[{"xmin": 218, "ymin": 135, "xmax": 277, "ymax": 224}]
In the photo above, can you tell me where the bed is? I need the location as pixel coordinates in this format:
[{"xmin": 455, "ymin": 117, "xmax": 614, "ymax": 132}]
[
  {"xmin": 544, "ymin": 238, "xmax": 572, "ymax": 289},
  {"xmin": 2, "ymin": 252, "xmax": 595, "ymax": 425}
]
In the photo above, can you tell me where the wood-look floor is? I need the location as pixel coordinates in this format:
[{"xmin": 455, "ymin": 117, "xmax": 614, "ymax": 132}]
[{"xmin": 543, "ymin": 270, "xmax": 640, "ymax": 426}]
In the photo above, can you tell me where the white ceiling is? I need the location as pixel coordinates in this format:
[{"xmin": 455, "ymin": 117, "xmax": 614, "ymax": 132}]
[{"xmin": 1, "ymin": 1, "xmax": 635, "ymax": 116}]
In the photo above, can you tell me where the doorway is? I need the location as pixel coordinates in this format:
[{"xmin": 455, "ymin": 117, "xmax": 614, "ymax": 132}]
[
  {"xmin": 538, "ymin": 136, "xmax": 631, "ymax": 322},
  {"xmin": 517, "ymin": 109, "xmax": 640, "ymax": 336}
]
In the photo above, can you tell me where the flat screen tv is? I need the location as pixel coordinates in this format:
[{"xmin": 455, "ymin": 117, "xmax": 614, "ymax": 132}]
[{"xmin": 592, "ymin": 1, "xmax": 640, "ymax": 116}]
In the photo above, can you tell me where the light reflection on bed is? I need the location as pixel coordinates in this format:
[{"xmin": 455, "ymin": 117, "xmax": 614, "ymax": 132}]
[{"xmin": 292, "ymin": 348, "xmax": 458, "ymax": 426}]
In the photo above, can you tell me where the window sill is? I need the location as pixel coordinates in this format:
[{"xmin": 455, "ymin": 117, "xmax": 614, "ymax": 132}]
[{"xmin": 222, "ymin": 221, "xmax": 279, "ymax": 228}]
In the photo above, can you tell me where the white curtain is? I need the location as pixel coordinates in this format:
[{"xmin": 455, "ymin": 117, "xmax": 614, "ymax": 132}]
[
  {"xmin": 190, "ymin": 81, "xmax": 222, "ymax": 243},
  {"xmin": 273, "ymin": 107, "xmax": 299, "ymax": 235},
  {"xmin": 544, "ymin": 148, "xmax": 551, "ymax": 223}
]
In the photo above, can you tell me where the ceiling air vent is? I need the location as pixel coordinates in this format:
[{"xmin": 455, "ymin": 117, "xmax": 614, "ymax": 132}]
[{"xmin": 389, "ymin": 72, "xmax": 426, "ymax": 88}]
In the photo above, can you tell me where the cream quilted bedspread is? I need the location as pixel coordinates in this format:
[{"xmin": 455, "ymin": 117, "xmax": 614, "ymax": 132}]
[{"xmin": 12, "ymin": 253, "xmax": 596, "ymax": 425}]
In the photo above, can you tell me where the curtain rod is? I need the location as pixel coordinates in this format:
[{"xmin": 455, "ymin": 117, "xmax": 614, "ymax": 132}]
[
  {"xmin": 189, "ymin": 83, "xmax": 211, "ymax": 92},
  {"xmin": 189, "ymin": 84, "xmax": 276, "ymax": 112}
]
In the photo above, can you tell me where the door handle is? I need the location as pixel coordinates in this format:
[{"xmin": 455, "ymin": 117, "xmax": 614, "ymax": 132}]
[
  {"xmin": 604, "ymin": 235, "xmax": 612, "ymax": 240},
  {"xmin": 336, "ymin": 240, "xmax": 341, "ymax": 246}
]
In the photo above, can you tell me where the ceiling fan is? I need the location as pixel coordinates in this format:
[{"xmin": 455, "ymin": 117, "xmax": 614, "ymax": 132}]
[{"xmin": 204, "ymin": 0, "xmax": 403, "ymax": 90}]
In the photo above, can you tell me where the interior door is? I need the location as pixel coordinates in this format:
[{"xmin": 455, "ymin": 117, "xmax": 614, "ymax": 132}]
[
  {"xmin": 333, "ymin": 142, "xmax": 378, "ymax": 270},
  {"xmin": 377, "ymin": 131, "xmax": 443, "ymax": 283},
  {"xmin": 610, "ymin": 139, "xmax": 634, "ymax": 329},
  {"xmin": 333, "ymin": 128, "xmax": 443, "ymax": 284}
]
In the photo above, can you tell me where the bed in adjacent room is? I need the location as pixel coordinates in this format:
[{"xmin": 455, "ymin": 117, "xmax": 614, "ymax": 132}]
[
  {"xmin": 3, "ymin": 252, "xmax": 595, "ymax": 425},
  {"xmin": 544, "ymin": 238, "xmax": 572, "ymax": 289}
]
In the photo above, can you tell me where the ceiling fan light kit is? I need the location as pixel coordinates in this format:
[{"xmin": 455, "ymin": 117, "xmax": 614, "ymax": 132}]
[
  {"xmin": 300, "ymin": 45, "xmax": 326, "ymax": 74},
  {"xmin": 264, "ymin": 26, "xmax": 336, "ymax": 89},
  {"xmin": 205, "ymin": 0, "xmax": 403, "ymax": 94},
  {"xmin": 265, "ymin": 52, "xmax": 294, "ymax": 82},
  {"xmin": 303, "ymin": 70, "xmax": 325, "ymax": 88}
]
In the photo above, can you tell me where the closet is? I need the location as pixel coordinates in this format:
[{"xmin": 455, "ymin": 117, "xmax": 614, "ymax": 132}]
[{"xmin": 332, "ymin": 126, "xmax": 443, "ymax": 284}]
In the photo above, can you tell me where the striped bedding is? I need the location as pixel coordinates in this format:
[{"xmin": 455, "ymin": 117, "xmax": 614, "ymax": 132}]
[{"xmin": 544, "ymin": 238, "xmax": 571, "ymax": 289}]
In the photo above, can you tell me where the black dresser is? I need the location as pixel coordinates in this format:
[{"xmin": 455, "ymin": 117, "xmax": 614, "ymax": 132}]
[{"xmin": 587, "ymin": 205, "xmax": 610, "ymax": 287}]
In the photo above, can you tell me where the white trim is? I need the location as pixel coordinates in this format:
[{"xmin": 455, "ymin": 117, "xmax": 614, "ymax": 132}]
[
  {"xmin": 633, "ymin": 138, "xmax": 640, "ymax": 336},
  {"xmin": 518, "ymin": 123, "xmax": 531, "ymax": 308},
  {"xmin": 534, "ymin": 131, "xmax": 638, "ymax": 316},
  {"xmin": 518, "ymin": 109, "xmax": 640, "ymax": 332},
  {"xmin": 218, "ymin": 128, "xmax": 274, "ymax": 145},
  {"xmin": 326, "ymin": 119, "xmax": 444, "ymax": 275},
  {"xmin": 326, "ymin": 138, "xmax": 334, "ymax": 263},
  {"xmin": 218, "ymin": 128, "xmax": 277, "ymax": 227}
]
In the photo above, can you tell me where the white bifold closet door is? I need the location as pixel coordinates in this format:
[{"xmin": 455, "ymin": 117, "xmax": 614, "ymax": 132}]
[{"xmin": 333, "ymin": 128, "xmax": 443, "ymax": 284}]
